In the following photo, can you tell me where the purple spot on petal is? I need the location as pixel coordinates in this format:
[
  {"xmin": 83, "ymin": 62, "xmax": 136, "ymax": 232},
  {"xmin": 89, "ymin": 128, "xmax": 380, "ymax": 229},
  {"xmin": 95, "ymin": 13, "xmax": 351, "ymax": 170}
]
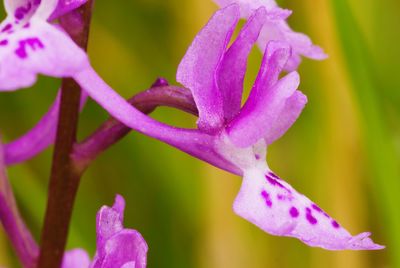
[
  {"xmin": 255, "ymin": 154, "xmax": 260, "ymax": 160},
  {"xmin": 331, "ymin": 220, "xmax": 340, "ymax": 229},
  {"xmin": 23, "ymin": 23, "xmax": 30, "ymax": 28},
  {"xmin": 305, "ymin": 208, "xmax": 318, "ymax": 225},
  {"xmin": 1, "ymin": 23, "xmax": 12, "ymax": 33},
  {"xmin": 14, "ymin": 2, "xmax": 32, "ymax": 20},
  {"xmin": 311, "ymin": 204, "xmax": 322, "ymax": 213},
  {"xmin": 306, "ymin": 213, "xmax": 318, "ymax": 225},
  {"xmin": 289, "ymin": 207, "xmax": 299, "ymax": 218},
  {"xmin": 311, "ymin": 203, "xmax": 331, "ymax": 218},
  {"xmin": 15, "ymin": 38, "xmax": 44, "ymax": 59},
  {"xmin": 0, "ymin": 40, "xmax": 8, "ymax": 46},
  {"xmin": 261, "ymin": 190, "xmax": 273, "ymax": 207},
  {"xmin": 15, "ymin": 10, "xmax": 24, "ymax": 20}
]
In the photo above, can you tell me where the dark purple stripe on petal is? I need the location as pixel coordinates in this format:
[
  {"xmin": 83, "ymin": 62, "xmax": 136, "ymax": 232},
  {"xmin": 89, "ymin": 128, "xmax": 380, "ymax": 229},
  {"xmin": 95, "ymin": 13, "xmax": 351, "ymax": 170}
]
[
  {"xmin": 265, "ymin": 174, "xmax": 290, "ymax": 193},
  {"xmin": 311, "ymin": 203, "xmax": 331, "ymax": 218},
  {"xmin": 268, "ymin": 172, "xmax": 282, "ymax": 180},
  {"xmin": 331, "ymin": 220, "xmax": 340, "ymax": 229},
  {"xmin": 311, "ymin": 204, "xmax": 322, "ymax": 213},
  {"xmin": 1, "ymin": 24, "xmax": 12, "ymax": 33}
]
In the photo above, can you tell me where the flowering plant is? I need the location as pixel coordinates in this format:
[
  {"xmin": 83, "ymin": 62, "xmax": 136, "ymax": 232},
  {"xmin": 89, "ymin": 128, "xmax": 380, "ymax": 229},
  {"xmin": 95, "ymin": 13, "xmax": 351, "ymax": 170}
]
[{"xmin": 0, "ymin": 0, "xmax": 384, "ymax": 267}]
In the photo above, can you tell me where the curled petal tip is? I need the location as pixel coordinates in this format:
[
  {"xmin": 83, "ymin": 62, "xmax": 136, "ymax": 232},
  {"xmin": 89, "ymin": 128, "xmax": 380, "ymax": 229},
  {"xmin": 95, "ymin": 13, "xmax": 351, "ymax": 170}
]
[
  {"xmin": 113, "ymin": 194, "xmax": 126, "ymax": 217},
  {"xmin": 306, "ymin": 45, "xmax": 328, "ymax": 60},
  {"xmin": 266, "ymin": 7, "xmax": 292, "ymax": 20},
  {"xmin": 347, "ymin": 232, "xmax": 385, "ymax": 250}
]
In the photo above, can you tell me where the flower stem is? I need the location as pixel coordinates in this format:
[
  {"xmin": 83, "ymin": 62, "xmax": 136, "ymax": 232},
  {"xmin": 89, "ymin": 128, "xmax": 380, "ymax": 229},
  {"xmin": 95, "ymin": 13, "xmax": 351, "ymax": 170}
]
[
  {"xmin": 37, "ymin": 2, "xmax": 93, "ymax": 267},
  {"xmin": 0, "ymin": 143, "xmax": 38, "ymax": 268},
  {"xmin": 72, "ymin": 82, "xmax": 197, "ymax": 173}
]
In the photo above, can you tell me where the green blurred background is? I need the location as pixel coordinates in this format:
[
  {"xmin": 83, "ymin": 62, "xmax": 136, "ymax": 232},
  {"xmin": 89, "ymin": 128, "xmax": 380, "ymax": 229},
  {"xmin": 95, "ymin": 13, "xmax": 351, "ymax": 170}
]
[{"xmin": 1, "ymin": 0, "xmax": 399, "ymax": 267}]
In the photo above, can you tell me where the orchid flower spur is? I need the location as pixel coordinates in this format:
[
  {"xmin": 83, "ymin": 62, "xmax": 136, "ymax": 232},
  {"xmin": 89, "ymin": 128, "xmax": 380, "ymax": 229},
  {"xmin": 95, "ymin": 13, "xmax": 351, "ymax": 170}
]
[
  {"xmin": 0, "ymin": 0, "xmax": 383, "ymax": 251},
  {"xmin": 212, "ymin": 0, "xmax": 327, "ymax": 71},
  {"xmin": 62, "ymin": 195, "xmax": 148, "ymax": 268}
]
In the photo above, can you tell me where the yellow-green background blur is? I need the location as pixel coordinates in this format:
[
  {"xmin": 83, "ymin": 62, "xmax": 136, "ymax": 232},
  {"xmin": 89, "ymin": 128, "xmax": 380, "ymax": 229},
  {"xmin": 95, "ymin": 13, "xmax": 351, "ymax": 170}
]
[{"xmin": 1, "ymin": 0, "xmax": 399, "ymax": 267}]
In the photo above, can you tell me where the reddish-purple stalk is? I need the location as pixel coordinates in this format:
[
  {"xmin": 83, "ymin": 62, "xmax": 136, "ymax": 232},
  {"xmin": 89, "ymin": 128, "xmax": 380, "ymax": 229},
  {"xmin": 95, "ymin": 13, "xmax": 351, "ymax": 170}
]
[
  {"xmin": 37, "ymin": 1, "xmax": 94, "ymax": 267},
  {"xmin": 72, "ymin": 83, "xmax": 198, "ymax": 173},
  {"xmin": 0, "ymin": 145, "xmax": 38, "ymax": 268}
]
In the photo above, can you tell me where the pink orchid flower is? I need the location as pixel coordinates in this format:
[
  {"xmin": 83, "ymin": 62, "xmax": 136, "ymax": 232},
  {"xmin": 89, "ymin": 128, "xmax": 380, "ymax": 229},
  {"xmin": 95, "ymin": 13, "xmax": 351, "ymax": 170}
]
[{"xmin": 0, "ymin": 1, "xmax": 383, "ymax": 250}]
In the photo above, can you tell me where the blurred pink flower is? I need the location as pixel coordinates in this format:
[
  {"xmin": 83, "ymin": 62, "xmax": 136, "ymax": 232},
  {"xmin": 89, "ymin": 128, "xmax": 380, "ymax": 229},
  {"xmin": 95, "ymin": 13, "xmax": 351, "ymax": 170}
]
[{"xmin": 213, "ymin": 0, "xmax": 327, "ymax": 70}]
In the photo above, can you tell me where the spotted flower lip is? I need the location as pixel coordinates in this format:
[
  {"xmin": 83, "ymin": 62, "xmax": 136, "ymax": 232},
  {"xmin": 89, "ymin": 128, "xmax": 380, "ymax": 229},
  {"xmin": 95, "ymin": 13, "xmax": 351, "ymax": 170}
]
[
  {"xmin": 62, "ymin": 195, "xmax": 148, "ymax": 268},
  {"xmin": 212, "ymin": 0, "xmax": 328, "ymax": 71},
  {"xmin": 0, "ymin": 1, "xmax": 383, "ymax": 250}
]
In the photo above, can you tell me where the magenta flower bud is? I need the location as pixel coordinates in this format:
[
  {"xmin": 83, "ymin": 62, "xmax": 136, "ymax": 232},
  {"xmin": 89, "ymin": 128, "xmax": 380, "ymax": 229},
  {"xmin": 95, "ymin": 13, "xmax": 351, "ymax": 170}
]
[{"xmin": 62, "ymin": 195, "xmax": 148, "ymax": 268}]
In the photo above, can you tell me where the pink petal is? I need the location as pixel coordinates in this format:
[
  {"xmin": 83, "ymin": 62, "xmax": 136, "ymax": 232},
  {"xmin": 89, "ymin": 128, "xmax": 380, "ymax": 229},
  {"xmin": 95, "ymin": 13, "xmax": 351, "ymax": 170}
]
[
  {"xmin": 264, "ymin": 90, "xmax": 307, "ymax": 145},
  {"xmin": 213, "ymin": 0, "xmax": 327, "ymax": 70},
  {"xmin": 93, "ymin": 230, "xmax": 148, "ymax": 268},
  {"xmin": 176, "ymin": 4, "xmax": 239, "ymax": 131},
  {"xmin": 96, "ymin": 195, "xmax": 125, "ymax": 249},
  {"xmin": 233, "ymin": 166, "xmax": 385, "ymax": 250},
  {"xmin": 213, "ymin": 0, "xmax": 278, "ymax": 18},
  {"xmin": 217, "ymin": 7, "xmax": 267, "ymax": 121},
  {"xmin": 31, "ymin": 0, "xmax": 58, "ymax": 20},
  {"xmin": 257, "ymin": 16, "xmax": 327, "ymax": 71},
  {"xmin": 227, "ymin": 52, "xmax": 300, "ymax": 148},
  {"xmin": 91, "ymin": 195, "xmax": 148, "ymax": 268},
  {"xmin": 0, "ymin": 20, "xmax": 88, "ymax": 91},
  {"xmin": 62, "ymin": 249, "xmax": 91, "ymax": 268}
]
